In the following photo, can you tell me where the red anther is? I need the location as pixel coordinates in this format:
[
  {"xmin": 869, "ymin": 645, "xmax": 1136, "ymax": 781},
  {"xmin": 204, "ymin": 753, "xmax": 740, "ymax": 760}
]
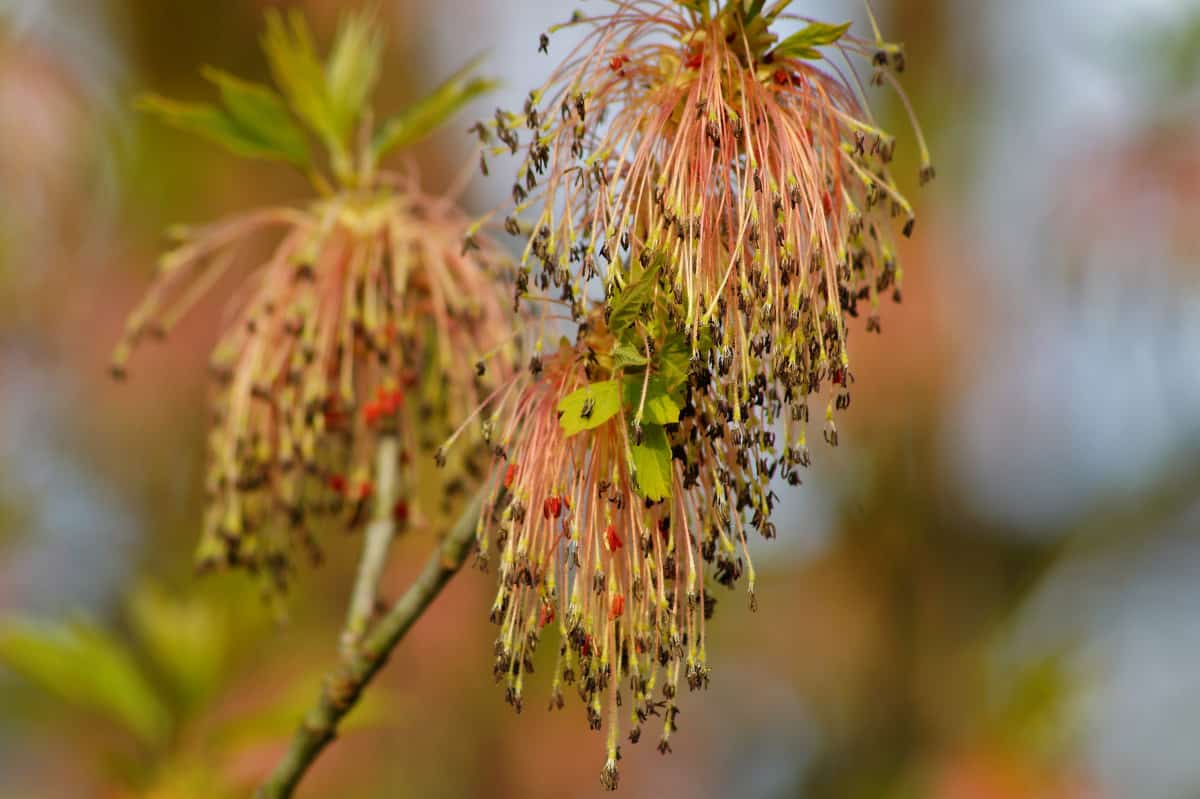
[
  {"xmin": 685, "ymin": 51, "xmax": 703, "ymax": 70},
  {"xmin": 538, "ymin": 603, "xmax": 555, "ymax": 628},
  {"xmin": 605, "ymin": 524, "xmax": 623, "ymax": 552},
  {"xmin": 822, "ymin": 191, "xmax": 833, "ymax": 217},
  {"xmin": 609, "ymin": 56, "xmax": 624, "ymax": 72},
  {"xmin": 357, "ymin": 481, "xmax": 374, "ymax": 500},
  {"xmin": 543, "ymin": 495, "xmax": 562, "ymax": 520},
  {"xmin": 773, "ymin": 69, "xmax": 790, "ymax": 86},
  {"xmin": 581, "ymin": 634, "xmax": 593, "ymax": 657},
  {"xmin": 609, "ymin": 594, "xmax": 625, "ymax": 621},
  {"xmin": 504, "ymin": 463, "xmax": 518, "ymax": 488},
  {"xmin": 328, "ymin": 474, "xmax": 347, "ymax": 494},
  {"xmin": 392, "ymin": 500, "xmax": 409, "ymax": 524},
  {"xmin": 363, "ymin": 400, "xmax": 382, "ymax": 426},
  {"xmin": 832, "ymin": 367, "xmax": 845, "ymax": 386},
  {"xmin": 657, "ymin": 517, "xmax": 670, "ymax": 536}
]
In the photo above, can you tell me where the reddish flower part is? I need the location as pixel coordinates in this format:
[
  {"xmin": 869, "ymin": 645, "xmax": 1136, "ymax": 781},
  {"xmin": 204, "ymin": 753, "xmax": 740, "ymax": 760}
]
[
  {"xmin": 392, "ymin": 500, "xmax": 409, "ymax": 525},
  {"xmin": 538, "ymin": 603, "xmax": 555, "ymax": 628},
  {"xmin": 504, "ymin": 463, "xmax": 518, "ymax": 489},
  {"xmin": 605, "ymin": 524, "xmax": 623, "ymax": 553},
  {"xmin": 609, "ymin": 594, "xmax": 625, "ymax": 621},
  {"xmin": 328, "ymin": 474, "xmax": 347, "ymax": 494}
]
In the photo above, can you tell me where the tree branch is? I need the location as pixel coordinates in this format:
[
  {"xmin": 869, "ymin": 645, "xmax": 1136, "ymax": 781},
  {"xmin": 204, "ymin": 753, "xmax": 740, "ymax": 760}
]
[
  {"xmin": 255, "ymin": 492, "xmax": 482, "ymax": 799},
  {"xmin": 340, "ymin": 434, "xmax": 400, "ymax": 657}
]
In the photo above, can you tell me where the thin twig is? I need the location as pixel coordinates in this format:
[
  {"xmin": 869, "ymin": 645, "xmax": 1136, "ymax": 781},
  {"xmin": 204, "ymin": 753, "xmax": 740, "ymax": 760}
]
[
  {"xmin": 255, "ymin": 493, "xmax": 483, "ymax": 799},
  {"xmin": 341, "ymin": 434, "xmax": 400, "ymax": 657}
]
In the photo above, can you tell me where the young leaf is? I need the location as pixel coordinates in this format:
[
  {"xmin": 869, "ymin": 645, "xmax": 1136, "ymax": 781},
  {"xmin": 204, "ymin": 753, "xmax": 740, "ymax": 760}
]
[
  {"xmin": 607, "ymin": 258, "xmax": 662, "ymax": 339},
  {"xmin": 262, "ymin": 9, "xmax": 339, "ymax": 148},
  {"xmin": 624, "ymin": 374, "xmax": 681, "ymax": 425},
  {"xmin": 138, "ymin": 95, "xmax": 302, "ymax": 164},
  {"xmin": 557, "ymin": 379, "xmax": 622, "ymax": 436},
  {"xmin": 128, "ymin": 584, "xmax": 228, "ymax": 712},
  {"xmin": 771, "ymin": 20, "xmax": 852, "ymax": 59},
  {"xmin": 630, "ymin": 424, "xmax": 672, "ymax": 502},
  {"xmin": 612, "ymin": 342, "xmax": 649, "ymax": 370},
  {"xmin": 200, "ymin": 67, "xmax": 310, "ymax": 166},
  {"xmin": 370, "ymin": 56, "xmax": 498, "ymax": 165},
  {"xmin": 0, "ymin": 618, "xmax": 171, "ymax": 745},
  {"xmin": 656, "ymin": 332, "xmax": 692, "ymax": 391},
  {"xmin": 326, "ymin": 10, "xmax": 384, "ymax": 140}
]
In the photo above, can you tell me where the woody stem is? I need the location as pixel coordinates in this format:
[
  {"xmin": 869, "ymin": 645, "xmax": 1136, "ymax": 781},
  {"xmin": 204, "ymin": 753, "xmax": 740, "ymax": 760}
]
[
  {"xmin": 255, "ymin": 492, "xmax": 482, "ymax": 799},
  {"xmin": 341, "ymin": 434, "xmax": 400, "ymax": 657}
]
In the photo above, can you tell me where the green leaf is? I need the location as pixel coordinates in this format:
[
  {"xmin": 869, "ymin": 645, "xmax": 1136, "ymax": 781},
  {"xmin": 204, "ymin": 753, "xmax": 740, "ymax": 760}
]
[
  {"xmin": 623, "ymin": 374, "xmax": 681, "ymax": 425},
  {"xmin": 772, "ymin": 20, "xmax": 852, "ymax": 59},
  {"xmin": 0, "ymin": 618, "xmax": 171, "ymax": 744},
  {"xmin": 557, "ymin": 379, "xmax": 622, "ymax": 436},
  {"xmin": 607, "ymin": 259, "xmax": 662, "ymax": 339},
  {"xmin": 128, "ymin": 584, "xmax": 228, "ymax": 712},
  {"xmin": 326, "ymin": 10, "xmax": 384, "ymax": 140},
  {"xmin": 630, "ymin": 424, "xmax": 673, "ymax": 501},
  {"xmin": 200, "ymin": 67, "xmax": 310, "ymax": 166},
  {"xmin": 370, "ymin": 56, "xmax": 498, "ymax": 165},
  {"xmin": 656, "ymin": 332, "xmax": 693, "ymax": 391},
  {"xmin": 738, "ymin": 0, "xmax": 767, "ymax": 21},
  {"xmin": 612, "ymin": 343, "xmax": 649, "ymax": 370},
  {"xmin": 138, "ymin": 95, "xmax": 303, "ymax": 164},
  {"xmin": 262, "ymin": 9, "xmax": 340, "ymax": 149}
]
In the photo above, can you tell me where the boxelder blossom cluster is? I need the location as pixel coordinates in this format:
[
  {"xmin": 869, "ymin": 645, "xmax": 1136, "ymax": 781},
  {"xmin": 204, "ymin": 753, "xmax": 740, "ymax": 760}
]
[
  {"xmin": 114, "ymin": 11, "xmax": 514, "ymax": 589},
  {"xmin": 461, "ymin": 0, "xmax": 932, "ymax": 788}
]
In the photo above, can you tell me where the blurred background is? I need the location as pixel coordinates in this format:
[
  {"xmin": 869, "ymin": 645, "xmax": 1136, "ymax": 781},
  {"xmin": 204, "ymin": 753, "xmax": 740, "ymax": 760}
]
[{"xmin": 1, "ymin": 0, "xmax": 1198, "ymax": 797}]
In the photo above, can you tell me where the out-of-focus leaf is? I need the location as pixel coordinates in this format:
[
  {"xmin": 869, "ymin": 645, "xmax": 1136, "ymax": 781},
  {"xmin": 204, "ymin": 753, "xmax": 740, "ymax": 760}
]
[
  {"xmin": 138, "ymin": 95, "xmax": 302, "ymax": 164},
  {"xmin": 199, "ymin": 67, "xmax": 310, "ymax": 167},
  {"xmin": 262, "ymin": 9, "xmax": 339, "ymax": 148},
  {"xmin": 326, "ymin": 10, "xmax": 384, "ymax": 139},
  {"xmin": 128, "ymin": 584, "xmax": 228, "ymax": 712},
  {"xmin": 0, "ymin": 618, "xmax": 171, "ymax": 744},
  {"xmin": 630, "ymin": 424, "xmax": 673, "ymax": 501},
  {"xmin": 370, "ymin": 56, "xmax": 498, "ymax": 165},
  {"xmin": 623, "ymin": 374, "xmax": 681, "ymax": 425},
  {"xmin": 557, "ymin": 379, "xmax": 622, "ymax": 435},
  {"xmin": 772, "ymin": 20, "xmax": 852, "ymax": 60}
]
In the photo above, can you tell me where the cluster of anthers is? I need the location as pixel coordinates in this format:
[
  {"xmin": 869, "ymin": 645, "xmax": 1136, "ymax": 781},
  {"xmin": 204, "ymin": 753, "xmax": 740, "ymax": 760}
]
[
  {"xmin": 456, "ymin": 0, "xmax": 933, "ymax": 788},
  {"xmin": 113, "ymin": 10, "xmax": 515, "ymax": 590}
]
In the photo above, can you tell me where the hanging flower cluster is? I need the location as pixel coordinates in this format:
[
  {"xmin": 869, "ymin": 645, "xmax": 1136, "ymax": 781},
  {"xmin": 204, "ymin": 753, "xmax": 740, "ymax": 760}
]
[
  {"xmin": 113, "ymin": 11, "xmax": 516, "ymax": 590},
  {"xmin": 462, "ymin": 0, "xmax": 933, "ymax": 788}
]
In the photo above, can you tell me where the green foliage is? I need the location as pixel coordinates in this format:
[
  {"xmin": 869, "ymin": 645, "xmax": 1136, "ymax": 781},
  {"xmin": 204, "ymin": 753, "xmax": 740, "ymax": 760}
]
[
  {"xmin": 557, "ymin": 379, "xmax": 623, "ymax": 435},
  {"xmin": 261, "ymin": 9, "xmax": 342, "ymax": 153},
  {"xmin": 325, "ymin": 11, "xmax": 385, "ymax": 141},
  {"xmin": 0, "ymin": 617, "xmax": 170, "ymax": 745},
  {"xmin": 623, "ymin": 374, "xmax": 681, "ymax": 425},
  {"xmin": 128, "ymin": 584, "xmax": 229, "ymax": 713},
  {"xmin": 607, "ymin": 258, "xmax": 663, "ymax": 341},
  {"xmin": 140, "ymin": 8, "xmax": 494, "ymax": 188},
  {"xmin": 138, "ymin": 93, "xmax": 307, "ymax": 167},
  {"xmin": 612, "ymin": 342, "xmax": 649, "ymax": 369},
  {"xmin": 631, "ymin": 424, "xmax": 673, "ymax": 502},
  {"xmin": 771, "ymin": 20, "xmax": 852, "ymax": 60},
  {"xmin": 656, "ymin": 331, "xmax": 694, "ymax": 391},
  {"xmin": 371, "ymin": 56, "xmax": 499, "ymax": 167},
  {"xmin": 203, "ymin": 67, "xmax": 310, "ymax": 164}
]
